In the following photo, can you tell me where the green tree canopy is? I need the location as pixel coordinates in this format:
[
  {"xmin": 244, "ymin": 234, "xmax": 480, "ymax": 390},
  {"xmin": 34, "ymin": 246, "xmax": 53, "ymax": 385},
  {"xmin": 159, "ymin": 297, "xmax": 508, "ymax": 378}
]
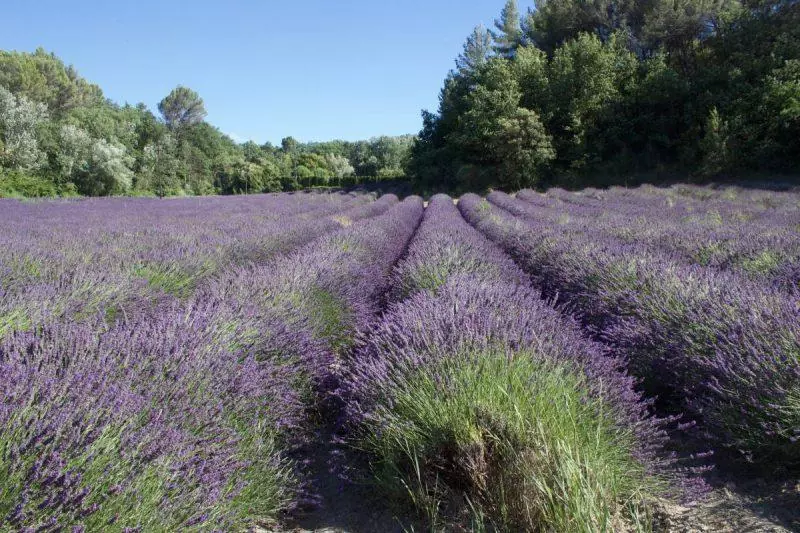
[{"xmin": 158, "ymin": 86, "xmax": 207, "ymax": 131}]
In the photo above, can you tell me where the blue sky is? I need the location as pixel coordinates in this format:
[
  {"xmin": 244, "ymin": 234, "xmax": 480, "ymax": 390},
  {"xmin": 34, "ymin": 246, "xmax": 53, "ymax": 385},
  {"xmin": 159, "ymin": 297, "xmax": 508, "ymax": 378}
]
[{"xmin": 3, "ymin": 0, "xmax": 533, "ymax": 145}]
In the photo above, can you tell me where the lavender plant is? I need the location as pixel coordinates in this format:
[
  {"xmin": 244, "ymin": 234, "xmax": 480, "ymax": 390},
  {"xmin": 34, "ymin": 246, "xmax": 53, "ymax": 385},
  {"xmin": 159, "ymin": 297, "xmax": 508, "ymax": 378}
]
[
  {"xmin": 0, "ymin": 191, "xmax": 390, "ymax": 335},
  {"xmin": 0, "ymin": 302, "xmax": 305, "ymax": 530},
  {"xmin": 511, "ymin": 187, "xmax": 800, "ymax": 291},
  {"xmin": 461, "ymin": 192, "xmax": 800, "ymax": 468},
  {"xmin": 0, "ymin": 192, "xmax": 423, "ymax": 529},
  {"xmin": 340, "ymin": 195, "xmax": 686, "ymax": 531}
]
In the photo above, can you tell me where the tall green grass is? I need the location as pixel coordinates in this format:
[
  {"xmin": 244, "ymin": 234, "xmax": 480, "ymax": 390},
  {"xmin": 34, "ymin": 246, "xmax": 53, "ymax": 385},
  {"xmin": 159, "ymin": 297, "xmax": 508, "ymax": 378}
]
[{"xmin": 362, "ymin": 350, "xmax": 664, "ymax": 532}]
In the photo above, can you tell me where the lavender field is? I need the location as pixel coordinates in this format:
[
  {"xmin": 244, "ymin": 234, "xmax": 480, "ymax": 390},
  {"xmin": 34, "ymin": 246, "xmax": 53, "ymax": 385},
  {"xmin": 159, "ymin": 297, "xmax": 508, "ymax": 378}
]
[{"xmin": 1, "ymin": 185, "xmax": 799, "ymax": 532}]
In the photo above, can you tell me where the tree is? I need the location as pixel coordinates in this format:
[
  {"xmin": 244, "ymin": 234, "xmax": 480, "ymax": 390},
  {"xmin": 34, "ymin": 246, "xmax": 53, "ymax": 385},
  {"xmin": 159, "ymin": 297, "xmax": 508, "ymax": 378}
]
[
  {"xmin": 0, "ymin": 49, "xmax": 104, "ymax": 114},
  {"xmin": 56, "ymin": 124, "xmax": 133, "ymax": 195},
  {"xmin": 546, "ymin": 33, "xmax": 638, "ymax": 169},
  {"xmin": 642, "ymin": 0, "xmax": 737, "ymax": 74},
  {"xmin": 241, "ymin": 140, "xmax": 265, "ymax": 163},
  {"xmin": 158, "ymin": 86, "xmax": 207, "ymax": 131},
  {"xmin": 0, "ymin": 86, "xmax": 49, "ymax": 171},
  {"xmin": 457, "ymin": 25, "xmax": 494, "ymax": 75},
  {"xmin": 449, "ymin": 58, "xmax": 554, "ymax": 187},
  {"xmin": 494, "ymin": 107, "xmax": 555, "ymax": 188},
  {"xmin": 138, "ymin": 133, "xmax": 181, "ymax": 196},
  {"xmin": 260, "ymin": 159, "xmax": 283, "ymax": 192},
  {"xmin": 491, "ymin": 0, "xmax": 523, "ymax": 58},
  {"xmin": 325, "ymin": 153, "xmax": 355, "ymax": 181},
  {"xmin": 699, "ymin": 107, "xmax": 730, "ymax": 175},
  {"xmin": 281, "ymin": 136, "xmax": 298, "ymax": 154}
]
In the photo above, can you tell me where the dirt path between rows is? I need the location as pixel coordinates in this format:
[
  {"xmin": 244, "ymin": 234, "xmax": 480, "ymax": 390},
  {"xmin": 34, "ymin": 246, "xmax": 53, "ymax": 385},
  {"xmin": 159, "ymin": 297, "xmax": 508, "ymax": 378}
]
[{"xmin": 274, "ymin": 428, "xmax": 416, "ymax": 533}]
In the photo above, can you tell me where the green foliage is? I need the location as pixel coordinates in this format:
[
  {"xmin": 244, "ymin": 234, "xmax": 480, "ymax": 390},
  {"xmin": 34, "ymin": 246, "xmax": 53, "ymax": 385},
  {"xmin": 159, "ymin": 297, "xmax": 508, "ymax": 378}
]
[
  {"xmin": 699, "ymin": 107, "xmax": 730, "ymax": 175},
  {"xmin": 457, "ymin": 25, "xmax": 493, "ymax": 75},
  {"xmin": 306, "ymin": 287, "xmax": 353, "ymax": 352},
  {"xmin": 132, "ymin": 263, "xmax": 207, "ymax": 298},
  {"xmin": 0, "ymin": 85, "xmax": 49, "ymax": 171},
  {"xmin": 0, "ymin": 48, "xmax": 104, "ymax": 114},
  {"xmin": 0, "ymin": 168, "xmax": 58, "ymax": 197},
  {"xmin": 0, "ymin": 402, "xmax": 294, "ymax": 531},
  {"xmin": 410, "ymin": 0, "xmax": 800, "ymax": 191},
  {"xmin": 0, "ymin": 49, "xmax": 414, "ymax": 198},
  {"xmin": 363, "ymin": 350, "xmax": 661, "ymax": 531},
  {"xmin": 491, "ymin": 0, "xmax": 523, "ymax": 58},
  {"xmin": 158, "ymin": 86, "xmax": 207, "ymax": 131},
  {"xmin": 55, "ymin": 124, "xmax": 133, "ymax": 195}
]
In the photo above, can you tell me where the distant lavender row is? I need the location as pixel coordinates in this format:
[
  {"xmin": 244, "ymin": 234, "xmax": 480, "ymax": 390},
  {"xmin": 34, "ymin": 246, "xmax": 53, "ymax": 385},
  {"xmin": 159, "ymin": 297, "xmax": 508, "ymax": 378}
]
[
  {"xmin": 0, "ymin": 192, "xmax": 395, "ymax": 335},
  {"xmin": 461, "ymin": 193, "xmax": 800, "ymax": 468},
  {"xmin": 339, "ymin": 195, "xmax": 687, "ymax": 530},
  {"xmin": 508, "ymin": 189, "xmax": 800, "ymax": 290},
  {"xmin": 205, "ymin": 194, "xmax": 424, "ymax": 391},
  {"xmin": 522, "ymin": 184, "xmax": 800, "ymax": 223},
  {"xmin": 0, "ymin": 193, "xmax": 423, "ymax": 530}
]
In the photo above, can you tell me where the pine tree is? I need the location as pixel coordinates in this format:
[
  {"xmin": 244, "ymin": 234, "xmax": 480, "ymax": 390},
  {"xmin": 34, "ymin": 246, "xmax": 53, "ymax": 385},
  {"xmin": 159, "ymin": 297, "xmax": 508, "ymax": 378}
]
[
  {"xmin": 491, "ymin": 0, "xmax": 523, "ymax": 58},
  {"xmin": 456, "ymin": 25, "xmax": 493, "ymax": 75},
  {"xmin": 158, "ymin": 86, "xmax": 207, "ymax": 131}
]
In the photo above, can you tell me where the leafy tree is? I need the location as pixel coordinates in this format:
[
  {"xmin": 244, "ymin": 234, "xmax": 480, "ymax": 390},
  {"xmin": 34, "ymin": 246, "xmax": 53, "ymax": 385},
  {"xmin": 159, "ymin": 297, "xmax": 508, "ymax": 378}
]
[
  {"xmin": 326, "ymin": 153, "xmax": 355, "ymax": 181},
  {"xmin": 523, "ymin": 0, "xmax": 623, "ymax": 54},
  {"xmin": 449, "ymin": 58, "xmax": 554, "ymax": 188},
  {"xmin": 56, "ymin": 124, "xmax": 133, "ymax": 195},
  {"xmin": 260, "ymin": 158, "xmax": 283, "ymax": 192},
  {"xmin": 138, "ymin": 133, "xmax": 182, "ymax": 196},
  {"xmin": 0, "ymin": 49, "xmax": 103, "ymax": 114},
  {"xmin": 642, "ymin": 0, "xmax": 738, "ymax": 74},
  {"xmin": 494, "ymin": 107, "xmax": 555, "ymax": 187},
  {"xmin": 699, "ymin": 107, "xmax": 730, "ymax": 175},
  {"xmin": 281, "ymin": 136, "xmax": 298, "ymax": 153},
  {"xmin": 158, "ymin": 86, "xmax": 207, "ymax": 131},
  {"xmin": 0, "ymin": 85, "xmax": 48, "ymax": 171},
  {"xmin": 546, "ymin": 33, "xmax": 638, "ymax": 170}
]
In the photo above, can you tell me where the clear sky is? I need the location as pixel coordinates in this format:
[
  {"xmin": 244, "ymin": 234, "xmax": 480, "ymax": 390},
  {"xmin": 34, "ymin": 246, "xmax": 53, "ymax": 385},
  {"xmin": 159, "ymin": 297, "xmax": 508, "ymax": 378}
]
[{"xmin": 3, "ymin": 0, "xmax": 533, "ymax": 145}]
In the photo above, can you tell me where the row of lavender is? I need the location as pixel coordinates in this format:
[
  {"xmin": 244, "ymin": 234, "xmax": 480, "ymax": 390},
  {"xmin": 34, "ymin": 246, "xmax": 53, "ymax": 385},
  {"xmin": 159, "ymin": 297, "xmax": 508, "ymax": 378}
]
[
  {"xmin": 507, "ymin": 185, "xmax": 800, "ymax": 290},
  {"xmin": 0, "ymin": 191, "xmax": 374, "ymax": 333},
  {"xmin": 337, "ymin": 195, "xmax": 695, "ymax": 531},
  {"xmin": 461, "ymin": 190, "xmax": 800, "ymax": 470},
  {"xmin": 0, "ymin": 193, "xmax": 424, "ymax": 530}
]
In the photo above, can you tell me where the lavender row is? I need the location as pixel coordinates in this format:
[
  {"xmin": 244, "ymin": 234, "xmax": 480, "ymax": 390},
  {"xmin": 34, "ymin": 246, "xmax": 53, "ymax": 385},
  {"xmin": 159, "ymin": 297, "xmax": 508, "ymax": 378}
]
[
  {"xmin": 339, "ymin": 195, "xmax": 688, "ymax": 530},
  {"xmin": 1, "ymin": 301, "xmax": 310, "ymax": 530},
  {"xmin": 205, "ymin": 194, "xmax": 424, "ymax": 388},
  {"xmin": 461, "ymin": 193, "xmax": 800, "ymax": 469},
  {"xmin": 0, "ymin": 195, "xmax": 423, "ymax": 530},
  {"xmin": 510, "ymin": 189, "xmax": 800, "ymax": 290},
  {"xmin": 518, "ymin": 185, "xmax": 800, "ymax": 223},
  {"xmin": 0, "ymin": 192, "xmax": 394, "ymax": 336}
]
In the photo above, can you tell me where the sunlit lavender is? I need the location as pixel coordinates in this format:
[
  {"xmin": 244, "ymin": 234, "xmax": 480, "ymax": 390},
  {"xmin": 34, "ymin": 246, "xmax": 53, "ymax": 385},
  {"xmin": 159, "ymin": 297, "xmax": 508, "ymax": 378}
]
[{"xmin": 2, "ymin": 185, "xmax": 799, "ymax": 530}]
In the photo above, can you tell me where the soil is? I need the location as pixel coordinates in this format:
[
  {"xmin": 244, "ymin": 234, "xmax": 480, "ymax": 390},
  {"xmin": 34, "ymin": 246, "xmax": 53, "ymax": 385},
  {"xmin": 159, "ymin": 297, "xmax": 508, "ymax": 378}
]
[
  {"xmin": 653, "ymin": 476, "xmax": 799, "ymax": 533},
  {"xmin": 268, "ymin": 473, "xmax": 799, "ymax": 533},
  {"xmin": 272, "ymin": 428, "xmax": 420, "ymax": 533}
]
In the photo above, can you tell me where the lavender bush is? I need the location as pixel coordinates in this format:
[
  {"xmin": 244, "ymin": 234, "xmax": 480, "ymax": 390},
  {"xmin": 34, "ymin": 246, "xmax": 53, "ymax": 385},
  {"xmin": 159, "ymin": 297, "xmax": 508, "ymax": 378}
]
[
  {"xmin": 0, "ymin": 191, "xmax": 392, "ymax": 334},
  {"xmin": 339, "ymin": 195, "xmax": 688, "ymax": 531},
  {"xmin": 461, "ymin": 192, "xmax": 800, "ymax": 468},
  {"xmin": 0, "ymin": 192, "xmax": 423, "ymax": 529},
  {"xmin": 511, "ymin": 187, "xmax": 800, "ymax": 291},
  {"xmin": 0, "ymin": 302, "xmax": 305, "ymax": 530}
]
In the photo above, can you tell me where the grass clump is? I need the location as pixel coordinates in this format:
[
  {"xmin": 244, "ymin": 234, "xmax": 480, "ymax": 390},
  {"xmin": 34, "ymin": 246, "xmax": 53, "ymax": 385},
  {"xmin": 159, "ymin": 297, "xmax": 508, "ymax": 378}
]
[
  {"xmin": 132, "ymin": 262, "xmax": 213, "ymax": 298},
  {"xmin": 362, "ymin": 350, "xmax": 663, "ymax": 532}
]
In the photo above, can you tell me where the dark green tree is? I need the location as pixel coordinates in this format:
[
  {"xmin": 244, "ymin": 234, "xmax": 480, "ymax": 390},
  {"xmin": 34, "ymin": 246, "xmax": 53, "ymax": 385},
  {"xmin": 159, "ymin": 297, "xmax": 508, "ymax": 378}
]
[
  {"xmin": 281, "ymin": 136, "xmax": 298, "ymax": 154},
  {"xmin": 457, "ymin": 25, "xmax": 494, "ymax": 75},
  {"xmin": 158, "ymin": 86, "xmax": 207, "ymax": 131},
  {"xmin": 492, "ymin": 0, "xmax": 523, "ymax": 58}
]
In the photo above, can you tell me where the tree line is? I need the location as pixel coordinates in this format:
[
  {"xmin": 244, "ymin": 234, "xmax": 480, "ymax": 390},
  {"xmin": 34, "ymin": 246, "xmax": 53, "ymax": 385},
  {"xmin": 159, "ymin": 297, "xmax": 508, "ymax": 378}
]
[
  {"xmin": 408, "ymin": 0, "xmax": 799, "ymax": 192},
  {"xmin": 0, "ymin": 49, "xmax": 413, "ymax": 197}
]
